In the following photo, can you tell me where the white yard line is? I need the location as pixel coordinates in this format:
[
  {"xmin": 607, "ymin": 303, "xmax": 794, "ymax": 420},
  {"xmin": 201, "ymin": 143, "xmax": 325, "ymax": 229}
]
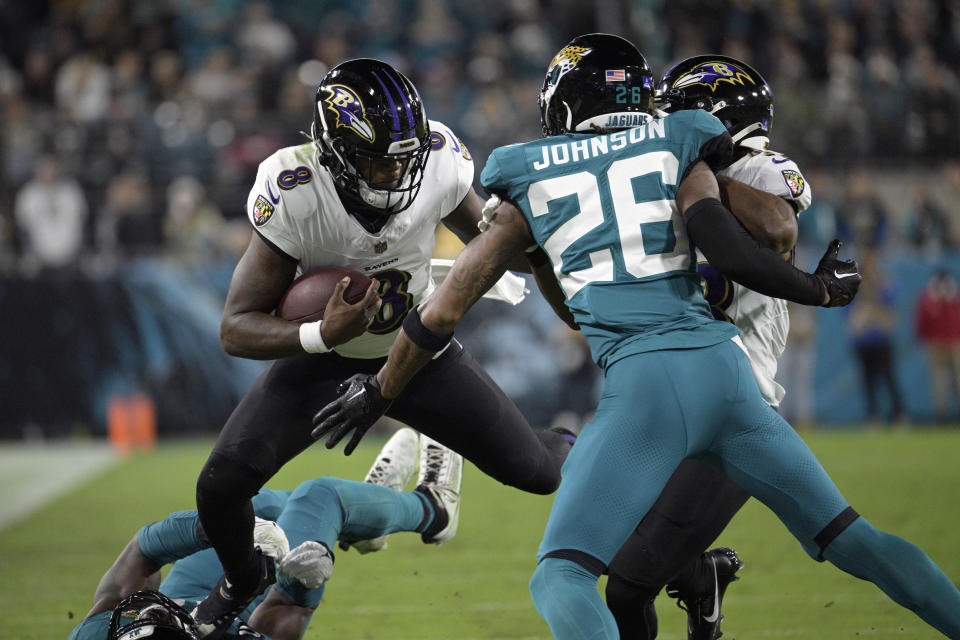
[{"xmin": 0, "ymin": 441, "xmax": 116, "ymax": 531}]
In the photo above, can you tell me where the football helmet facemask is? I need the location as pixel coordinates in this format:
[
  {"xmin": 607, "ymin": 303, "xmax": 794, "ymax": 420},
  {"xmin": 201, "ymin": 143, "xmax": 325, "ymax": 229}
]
[
  {"xmin": 657, "ymin": 54, "xmax": 774, "ymax": 150},
  {"xmin": 108, "ymin": 590, "xmax": 198, "ymax": 640},
  {"xmin": 539, "ymin": 33, "xmax": 656, "ymax": 137},
  {"xmin": 313, "ymin": 58, "xmax": 431, "ymax": 226}
]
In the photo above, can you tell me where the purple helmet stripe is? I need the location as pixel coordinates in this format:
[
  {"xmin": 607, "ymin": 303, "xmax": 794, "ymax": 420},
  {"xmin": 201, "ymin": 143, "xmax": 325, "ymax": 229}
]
[
  {"xmin": 371, "ymin": 70, "xmax": 403, "ymax": 141},
  {"xmin": 383, "ymin": 69, "xmax": 417, "ymax": 132}
]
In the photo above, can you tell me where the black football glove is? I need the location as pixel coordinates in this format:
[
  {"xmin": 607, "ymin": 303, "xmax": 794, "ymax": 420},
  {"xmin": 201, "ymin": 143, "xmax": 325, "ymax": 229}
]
[
  {"xmin": 312, "ymin": 373, "xmax": 393, "ymax": 455},
  {"xmin": 813, "ymin": 239, "xmax": 861, "ymax": 307}
]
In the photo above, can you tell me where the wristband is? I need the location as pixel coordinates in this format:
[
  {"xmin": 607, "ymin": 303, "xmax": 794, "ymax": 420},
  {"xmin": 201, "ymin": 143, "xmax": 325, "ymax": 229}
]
[
  {"xmin": 299, "ymin": 320, "xmax": 330, "ymax": 354},
  {"xmin": 402, "ymin": 306, "xmax": 453, "ymax": 352}
]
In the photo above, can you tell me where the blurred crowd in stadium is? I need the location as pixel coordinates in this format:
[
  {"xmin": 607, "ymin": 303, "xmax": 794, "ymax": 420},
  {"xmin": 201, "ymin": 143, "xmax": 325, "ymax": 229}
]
[{"xmin": 1, "ymin": 0, "xmax": 959, "ymax": 434}]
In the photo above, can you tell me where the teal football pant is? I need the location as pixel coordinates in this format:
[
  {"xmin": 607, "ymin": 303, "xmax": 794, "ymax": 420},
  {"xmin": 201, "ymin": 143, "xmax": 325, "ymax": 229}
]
[
  {"xmin": 160, "ymin": 480, "xmax": 431, "ymax": 609},
  {"xmin": 531, "ymin": 339, "xmax": 960, "ymax": 639}
]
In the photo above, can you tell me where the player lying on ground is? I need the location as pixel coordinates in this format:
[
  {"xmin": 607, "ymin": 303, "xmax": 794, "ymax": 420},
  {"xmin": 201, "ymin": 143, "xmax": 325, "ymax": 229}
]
[
  {"xmin": 314, "ymin": 33, "xmax": 960, "ymax": 640},
  {"xmin": 69, "ymin": 429, "xmax": 461, "ymax": 640}
]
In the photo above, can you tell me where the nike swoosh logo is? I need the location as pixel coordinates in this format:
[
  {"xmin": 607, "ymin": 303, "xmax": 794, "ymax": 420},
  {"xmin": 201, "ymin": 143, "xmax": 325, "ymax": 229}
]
[
  {"xmin": 266, "ymin": 180, "xmax": 280, "ymax": 204},
  {"xmin": 834, "ymin": 270, "xmax": 858, "ymax": 279},
  {"xmin": 703, "ymin": 556, "xmax": 721, "ymax": 623}
]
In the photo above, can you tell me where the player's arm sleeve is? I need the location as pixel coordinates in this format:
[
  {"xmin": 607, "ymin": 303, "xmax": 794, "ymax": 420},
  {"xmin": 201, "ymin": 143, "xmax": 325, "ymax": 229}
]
[
  {"xmin": 137, "ymin": 510, "xmax": 208, "ymax": 565},
  {"xmin": 247, "ymin": 159, "xmax": 302, "ymax": 261},
  {"xmin": 684, "ymin": 197, "xmax": 824, "ymax": 305}
]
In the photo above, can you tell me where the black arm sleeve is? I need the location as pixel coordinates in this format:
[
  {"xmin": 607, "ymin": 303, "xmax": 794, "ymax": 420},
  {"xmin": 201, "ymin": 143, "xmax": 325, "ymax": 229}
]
[{"xmin": 684, "ymin": 198, "xmax": 824, "ymax": 306}]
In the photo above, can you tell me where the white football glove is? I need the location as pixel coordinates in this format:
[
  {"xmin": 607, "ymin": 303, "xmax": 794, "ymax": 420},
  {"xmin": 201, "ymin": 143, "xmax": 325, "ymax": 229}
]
[
  {"xmin": 278, "ymin": 540, "xmax": 334, "ymax": 589},
  {"xmin": 253, "ymin": 517, "xmax": 289, "ymax": 562},
  {"xmin": 478, "ymin": 194, "xmax": 502, "ymax": 232}
]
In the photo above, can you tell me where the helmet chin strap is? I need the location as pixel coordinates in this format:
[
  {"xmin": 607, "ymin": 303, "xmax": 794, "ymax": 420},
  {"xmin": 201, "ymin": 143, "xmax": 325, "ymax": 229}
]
[
  {"xmin": 732, "ymin": 122, "xmax": 770, "ymax": 150},
  {"xmin": 358, "ymin": 177, "xmax": 403, "ymax": 211}
]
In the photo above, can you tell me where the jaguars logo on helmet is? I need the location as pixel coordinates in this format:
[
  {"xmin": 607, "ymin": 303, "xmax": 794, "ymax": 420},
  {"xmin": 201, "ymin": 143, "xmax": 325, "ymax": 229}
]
[
  {"xmin": 108, "ymin": 590, "xmax": 199, "ymax": 640},
  {"xmin": 657, "ymin": 54, "xmax": 774, "ymax": 151},
  {"xmin": 538, "ymin": 33, "xmax": 655, "ymax": 138},
  {"xmin": 323, "ymin": 85, "xmax": 375, "ymax": 142},
  {"xmin": 546, "ymin": 45, "xmax": 592, "ymax": 85}
]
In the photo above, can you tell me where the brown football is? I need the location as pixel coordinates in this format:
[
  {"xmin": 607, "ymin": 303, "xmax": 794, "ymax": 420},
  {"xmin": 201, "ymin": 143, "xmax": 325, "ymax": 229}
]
[{"xmin": 277, "ymin": 266, "xmax": 372, "ymax": 322}]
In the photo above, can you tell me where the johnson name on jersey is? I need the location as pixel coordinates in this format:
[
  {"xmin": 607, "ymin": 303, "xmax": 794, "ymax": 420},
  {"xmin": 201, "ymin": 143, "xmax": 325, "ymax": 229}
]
[
  {"xmin": 481, "ymin": 110, "xmax": 739, "ymax": 371},
  {"xmin": 698, "ymin": 149, "xmax": 811, "ymax": 407},
  {"xmin": 246, "ymin": 120, "xmax": 474, "ymax": 359}
]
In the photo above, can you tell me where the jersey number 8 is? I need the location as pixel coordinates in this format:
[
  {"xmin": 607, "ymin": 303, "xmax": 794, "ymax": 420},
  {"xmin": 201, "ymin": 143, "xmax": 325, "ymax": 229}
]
[{"xmin": 368, "ymin": 268, "xmax": 413, "ymax": 334}]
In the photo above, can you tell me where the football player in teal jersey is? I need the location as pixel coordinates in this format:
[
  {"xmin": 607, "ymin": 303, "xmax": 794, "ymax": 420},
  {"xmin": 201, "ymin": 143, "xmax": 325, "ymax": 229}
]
[
  {"xmin": 67, "ymin": 429, "xmax": 461, "ymax": 640},
  {"xmin": 314, "ymin": 33, "xmax": 960, "ymax": 639}
]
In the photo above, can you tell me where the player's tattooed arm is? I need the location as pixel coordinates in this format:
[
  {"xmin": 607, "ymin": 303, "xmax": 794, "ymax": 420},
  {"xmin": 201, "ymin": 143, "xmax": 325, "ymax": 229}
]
[
  {"xmin": 427, "ymin": 200, "xmax": 534, "ymax": 333},
  {"xmin": 220, "ymin": 232, "xmax": 302, "ymax": 359},
  {"xmin": 443, "ymin": 188, "xmax": 534, "ymax": 273},
  {"xmin": 717, "ymin": 175, "xmax": 797, "ymax": 257},
  {"xmin": 377, "ymin": 201, "xmax": 533, "ymax": 398}
]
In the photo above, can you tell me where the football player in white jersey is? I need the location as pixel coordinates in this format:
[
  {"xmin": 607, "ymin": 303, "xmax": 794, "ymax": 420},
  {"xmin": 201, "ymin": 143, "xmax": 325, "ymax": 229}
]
[
  {"xmin": 190, "ymin": 58, "xmax": 574, "ymax": 639},
  {"xmin": 604, "ymin": 56, "xmax": 813, "ymax": 640}
]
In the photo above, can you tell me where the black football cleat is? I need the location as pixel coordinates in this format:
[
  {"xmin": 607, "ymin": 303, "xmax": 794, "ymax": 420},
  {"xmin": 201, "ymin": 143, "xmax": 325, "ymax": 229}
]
[
  {"xmin": 192, "ymin": 550, "xmax": 276, "ymax": 639},
  {"xmin": 666, "ymin": 547, "xmax": 743, "ymax": 640}
]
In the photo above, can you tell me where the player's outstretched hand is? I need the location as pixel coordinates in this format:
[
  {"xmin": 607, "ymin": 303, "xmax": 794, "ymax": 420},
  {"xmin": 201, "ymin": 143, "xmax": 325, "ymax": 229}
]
[
  {"xmin": 814, "ymin": 239, "xmax": 861, "ymax": 307},
  {"xmin": 311, "ymin": 373, "xmax": 393, "ymax": 455}
]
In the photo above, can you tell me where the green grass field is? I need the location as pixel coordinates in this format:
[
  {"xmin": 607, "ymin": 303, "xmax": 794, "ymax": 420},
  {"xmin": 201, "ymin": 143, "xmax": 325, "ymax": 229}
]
[{"xmin": 2, "ymin": 428, "xmax": 959, "ymax": 640}]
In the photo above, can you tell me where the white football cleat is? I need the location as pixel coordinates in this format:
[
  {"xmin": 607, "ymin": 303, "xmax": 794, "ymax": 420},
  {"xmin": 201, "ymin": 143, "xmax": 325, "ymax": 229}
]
[
  {"xmin": 253, "ymin": 517, "xmax": 289, "ymax": 562},
  {"xmin": 416, "ymin": 435, "xmax": 462, "ymax": 546},
  {"xmin": 347, "ymin": 427, "xmax": 419, "ymax": 554}
]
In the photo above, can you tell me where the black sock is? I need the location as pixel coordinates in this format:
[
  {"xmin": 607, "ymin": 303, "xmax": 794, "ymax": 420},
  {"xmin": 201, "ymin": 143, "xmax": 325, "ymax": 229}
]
[{"xmin": 414, "ymin": 487, "xmax": 447, "ymax": 542}]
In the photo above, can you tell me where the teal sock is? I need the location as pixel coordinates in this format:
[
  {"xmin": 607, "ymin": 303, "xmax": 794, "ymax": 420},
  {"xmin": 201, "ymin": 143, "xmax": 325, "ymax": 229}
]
[
  {"xmin": 823, "ymin": 517, "xmax": 960, "ymax": 637},
  {"xmin": 529, "ymin": 558, "xmax": 619, "ymax": 639}
]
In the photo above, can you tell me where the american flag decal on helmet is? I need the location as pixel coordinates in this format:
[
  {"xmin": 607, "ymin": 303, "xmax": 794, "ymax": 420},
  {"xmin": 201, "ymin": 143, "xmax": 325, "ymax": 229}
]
[{"xmin": 605, "ymin": 69, "xmax": 626, "ymax": 82}]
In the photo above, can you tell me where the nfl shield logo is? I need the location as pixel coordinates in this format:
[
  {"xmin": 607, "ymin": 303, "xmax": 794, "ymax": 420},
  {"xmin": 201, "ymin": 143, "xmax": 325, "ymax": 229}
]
[{"xmin": 374, "ymin": 241, "xmax": 388, "ymax": 254}]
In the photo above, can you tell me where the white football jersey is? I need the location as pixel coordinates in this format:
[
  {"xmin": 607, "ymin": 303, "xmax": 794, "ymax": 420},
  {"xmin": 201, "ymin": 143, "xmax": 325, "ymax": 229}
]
[
  {"xmin": 246, "ymin": 120, "xmax": 474, "ymax": 358},
  {"xmin": 697, "ymin": 149, "xmax": 811, "ymax": 407}
]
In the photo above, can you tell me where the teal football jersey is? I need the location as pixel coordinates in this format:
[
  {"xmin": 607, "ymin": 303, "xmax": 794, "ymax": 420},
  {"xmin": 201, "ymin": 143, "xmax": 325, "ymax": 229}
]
[{"xmin": 481, "ymin": 110, "xmax": 740, "ymax": 370}]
